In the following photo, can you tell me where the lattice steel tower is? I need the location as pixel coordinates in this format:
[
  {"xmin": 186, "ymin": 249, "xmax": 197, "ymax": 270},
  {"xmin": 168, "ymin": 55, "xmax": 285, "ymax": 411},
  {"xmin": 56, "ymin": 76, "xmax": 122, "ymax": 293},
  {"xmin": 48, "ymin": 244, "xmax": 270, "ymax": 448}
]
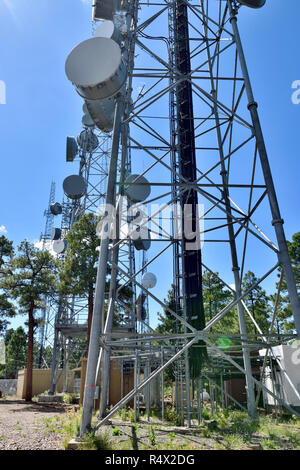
[{"xmin": 64, "ymin": 0, "xmax": 300, "ymax": 434}]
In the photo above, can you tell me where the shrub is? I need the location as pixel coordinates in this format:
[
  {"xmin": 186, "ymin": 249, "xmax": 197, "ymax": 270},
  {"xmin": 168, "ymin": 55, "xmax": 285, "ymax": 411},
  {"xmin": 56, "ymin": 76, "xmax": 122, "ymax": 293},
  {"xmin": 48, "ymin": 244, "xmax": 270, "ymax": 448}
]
[
  {"xmin": 149, "ymin": 426, "xmax": 156, "ymax": 447},
  {"xmin": 261, "ymin": 438, "xmax": 278, "ymax": 450},
  {"xmin": 112, "ymin": 427, "xmax": 123, "ymax": 436},
  {"xmin": 81, "ymin": 431, "xmax": 113, "ymax": 450},
  {"xmin": 223, "ymin": 434, "xmax": 245, "ymax": 450},
  {"xmin": 63, "ymin": 393, "xmax": 79, "ymax": 405},
  {"xmin": 164, "ymin": 407, "xmax": 182, "ymax": 426}
]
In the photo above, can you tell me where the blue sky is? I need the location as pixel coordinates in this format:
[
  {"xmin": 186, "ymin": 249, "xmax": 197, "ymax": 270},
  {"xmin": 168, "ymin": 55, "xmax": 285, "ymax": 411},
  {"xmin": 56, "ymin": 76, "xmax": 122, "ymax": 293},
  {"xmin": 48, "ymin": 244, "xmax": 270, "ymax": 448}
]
[{"xmin": 0, "ymin": 0, "xmax": 299, "ymax": 330}]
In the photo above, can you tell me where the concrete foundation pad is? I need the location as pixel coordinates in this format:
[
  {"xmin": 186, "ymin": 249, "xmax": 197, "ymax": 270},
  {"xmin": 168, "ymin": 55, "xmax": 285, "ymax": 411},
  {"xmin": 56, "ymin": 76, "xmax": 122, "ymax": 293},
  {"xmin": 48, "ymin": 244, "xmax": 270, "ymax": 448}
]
[
  {"xmin": 38, "ymin": 395, "xmax": 63, "ymax": 403},
  {"xmin": 67, "ymin": 438, "xmax": 85, "ymax": 450}
]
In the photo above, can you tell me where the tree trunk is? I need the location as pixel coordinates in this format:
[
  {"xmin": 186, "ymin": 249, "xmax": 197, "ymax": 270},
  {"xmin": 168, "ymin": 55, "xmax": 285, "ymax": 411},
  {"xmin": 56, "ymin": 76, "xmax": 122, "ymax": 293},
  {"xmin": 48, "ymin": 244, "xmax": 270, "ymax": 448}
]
[
  {"xmin": 25, "ymin": 301, "xmax": 35, "ymax": 402},
  {"xmin": 86, "ymin": 284, "xmax": 94, "ymax": 357}
]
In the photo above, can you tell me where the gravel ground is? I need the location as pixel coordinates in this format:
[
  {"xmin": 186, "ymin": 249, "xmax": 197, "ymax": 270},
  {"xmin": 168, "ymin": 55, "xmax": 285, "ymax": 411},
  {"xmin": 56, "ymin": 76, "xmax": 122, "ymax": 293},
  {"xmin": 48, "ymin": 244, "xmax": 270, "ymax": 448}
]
[{"xmin": 0, "ymin": 398, "xmax": 71, "ymax": 450}]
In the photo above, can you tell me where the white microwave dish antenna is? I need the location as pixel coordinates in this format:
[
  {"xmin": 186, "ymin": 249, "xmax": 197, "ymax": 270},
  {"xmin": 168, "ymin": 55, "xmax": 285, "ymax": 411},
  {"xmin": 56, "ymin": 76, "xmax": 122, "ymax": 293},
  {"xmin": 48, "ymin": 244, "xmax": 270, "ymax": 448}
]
[
  {"xmin": 65, "ymin": 37, "xmax": 127, "ymax": 101},
  {"xmin": 94, "ymin": 20, "xmax": 121, "ymax": 45},
  {"xmin": 124, "ymin": 174, "xmax": 151, "ymax": 203},
  {"xmin": 85, "ymin": 98, "xmax": 115, "ymax": 133}
]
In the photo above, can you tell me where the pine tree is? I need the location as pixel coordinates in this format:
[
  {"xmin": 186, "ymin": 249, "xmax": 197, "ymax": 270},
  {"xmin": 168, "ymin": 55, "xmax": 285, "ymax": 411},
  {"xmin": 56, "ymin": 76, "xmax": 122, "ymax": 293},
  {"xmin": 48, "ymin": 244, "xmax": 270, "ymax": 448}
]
[
  {"xmin": 272, "ymin": 231, "xmax": 300, "ymax": 334},
  {"xmin": 242, "ymin": 270, "xmax": 270, "ymax": 334},
  {"xmin": 5, "ymin": 327, "xmax": 27, "ymax": 375},
  {"xmin": 202, "ymin": 270, "xmax": 237, "ymax": 335},
  {"xmin": 58, "ymin": 213, "xmax": 132, "ymax": 356},
  {"xmin": 0, "ymin": 236, "xmax": 15, "ymax": 335},
  {"xmin": 0, "ymin": 241, "xmax": 57, "ymax": 400},
  {"xmin": 157, "ymin": 285, "xmax": 181, "ymax": 336},
  {"xmin": 58, "ymin": 213, "xmax": 100, "ymax": 356}
]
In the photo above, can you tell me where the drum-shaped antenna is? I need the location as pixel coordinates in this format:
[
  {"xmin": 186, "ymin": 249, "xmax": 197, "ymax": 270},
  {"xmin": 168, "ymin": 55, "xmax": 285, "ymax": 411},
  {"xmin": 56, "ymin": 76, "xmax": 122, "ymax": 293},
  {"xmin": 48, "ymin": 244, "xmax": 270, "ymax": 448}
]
[
  {"xmin": 94, "ymin": 20, "xmax": 122, "ymax": 45},
  {"xmin": 124, "ymin": 174, "xmax": 151, "ymax": 202},
  {"xmin": 237, "ymin": 0, "xmax": 266, "ymax": 8},
  {"xmin": 63, "ymin": 175, "xmax": 87, "ymax": 200},
  {"xmin": 51, "ymin": 227, "xmax": 62, "ymax": 241},
  {"xmin": 50, "ymin": 203, "xmax": 62, "ymax": 216},
  {"xmin": 85, "ymin": 98, "xmax": 115, "ymax": 132},
  {"xmin": 82, "ymin": 113, "xmax": 95, "ymax": 128},
  {"xmin": 66, "ymin": 136, "xmax": 78, "ymax": 162},
  {"xmin": 65, "ymin": 37, "xmax": 127, "ymax": 101},
  {"xmin": 93, "ymin": 0, "xmax": 129, "ymax": 21},
  {"xmin": 77, "ymin": 130, "xmax": 99, "ymax": 152}
]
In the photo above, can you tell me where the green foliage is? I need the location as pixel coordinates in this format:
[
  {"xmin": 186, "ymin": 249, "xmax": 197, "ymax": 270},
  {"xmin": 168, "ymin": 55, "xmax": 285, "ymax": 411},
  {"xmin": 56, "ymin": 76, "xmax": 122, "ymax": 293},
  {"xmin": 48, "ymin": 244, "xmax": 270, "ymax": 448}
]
[
  {"xmin": 81, "ymin": 431, "xmax": 113, "ymax": 450},
  {"xmin": 0, "ymin": 236, "xmax": 14, "ymax": 264},
  {"xmin": 112, "ymin": 427, "xmax": 123, "ymax": 436},
  {"xmin": 156, "ymin": 286, "xmax": 182, "ymax": 381},
  {"xmin": 231, "ymin": 414, "xmax": 260, "ymax": 439},
  {"xmin": 62, "ymin": 393, "xmax": 79, "ymax": 405},
  {"xmin": 118, "ymin": 407, "xmax": 129, "ymax": 421},
  {"xmin": 270, "ymin": 231, "xmax": 300, "ymax": 335},
  {"xmin": 201, "ymin": 406, "xmax": 212, "ymax": 420},
  {"xmin": 128, "ymin": 408, "xmax": 137, "ymax": 423},
  {"xmin": 261, "ymin": 438, "xmax": 279, "ymax": 450},
  {"xmin": 149, "ymin": 425, "xmax": 156, "ymax": 446},
  {"xmin": 242, "ymin": 271, "xmax": 270, "ymax": 334},
  {"xmin": 202, "ymin": 270, "xmax": 234, "ymax": 325},
  {"xmin": 58, "ymin": 213, "xmax": 133, "ymax": 344},
  {"xmin": 222, "ymin": 434, "xmax": 245, "ymax": 450},
  {"xmin": 0, "ymin": 241, "xmax": 57, "ymax": 398},
  {"xmin": 156, "ymin": 286, "xmax": 181, "ymax": 336},
  {"xmin": 0, "ymin": 236, "xmax": 15, "ymax": 335},
  {"xmin": 1, "ymin": 241, "xmax": 57, "ymax": 312},
  {"xmin": 164, "ymin": 406, "xmax": 182, "ymax": 426},
  {"xmin": 214, "ymin": 412, "xmax": 230, "ymax": 430},
  {"xmin": 58, "ymin": 213, "xmax": 100, "ymax": 298},
  {"xmin": 4, "ymin": 326, "xmax": 27, "ymax": 373},
  {"xmin": 117, "ymin": 407, "xmax": 138, "ymax": 423},
  {"xmin": 284, "ymin": 429, "xmax": 300, "ymax": 448},
  {"xmin": 201, "ymin": 427, "xmax": 211, "ymax": 438}
]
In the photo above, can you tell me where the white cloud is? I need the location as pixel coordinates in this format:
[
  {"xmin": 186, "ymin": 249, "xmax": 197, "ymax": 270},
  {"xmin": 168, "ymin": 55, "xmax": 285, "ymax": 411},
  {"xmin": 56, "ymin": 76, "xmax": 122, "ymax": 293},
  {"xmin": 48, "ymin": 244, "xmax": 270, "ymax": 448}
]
[{"xmin": 0, "ymin": 225, "xmax": 7, "ymax": 234}]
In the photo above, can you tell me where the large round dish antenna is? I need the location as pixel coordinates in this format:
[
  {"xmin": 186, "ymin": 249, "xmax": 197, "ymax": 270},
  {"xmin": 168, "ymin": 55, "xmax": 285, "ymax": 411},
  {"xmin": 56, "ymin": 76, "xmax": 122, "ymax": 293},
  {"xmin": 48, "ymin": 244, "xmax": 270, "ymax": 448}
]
[
  {"xmin": 63, "ymin": 175, "xmax": 87, "ymax": 200},
  {"xmin": 52, "ymin": 239, "xmax": 67, "ymax": 255},
  {"xmin": 65, "ymin": 37, "xmax": 127, "ymax": 101},
  {"xmin": 94, "ymin": 20, "xmax": 122, "ymax": 45},
  {"xmin": 124, "ymin": 174, "xmax": 151, "ymax": 202},
  {"xmin": 236, "ymin": 0, "xmax": 266, "ymax": 8},
  {"xmin": 85, "ymin": 98, "xmax": 115, "ymax": 133},
  {"xmin": 77, "ymin": 130, "xmax": 99, "ymax": 152},
  {"xmin": 50, "ymin": 203, "xmax": 62, "ymax": 216},
  {"xmin": 66, "ymin": 136, "xmax": 78, "ymax": 162},
  {"xmin": 142, "ymin": 272, "xmax": 157, "ymax": 289}
]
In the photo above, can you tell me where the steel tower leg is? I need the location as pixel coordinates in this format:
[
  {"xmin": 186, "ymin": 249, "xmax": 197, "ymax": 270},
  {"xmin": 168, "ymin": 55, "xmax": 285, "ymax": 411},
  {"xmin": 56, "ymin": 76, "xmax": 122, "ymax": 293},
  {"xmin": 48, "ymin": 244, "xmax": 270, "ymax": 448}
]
[
  {"xmin": 98, "ymin": 239, "xmax": 120, "ymax": 418},
  {"xmin": 80, "ymin": 99, "xmax": 124, "ymax": 436},
  {"xmin": 228, "ymin": 2, "xmax": 300, "ymax": 339},
  {"xmin": 200, "ymin": 0, "xmax": 256, "ymax": 418}
]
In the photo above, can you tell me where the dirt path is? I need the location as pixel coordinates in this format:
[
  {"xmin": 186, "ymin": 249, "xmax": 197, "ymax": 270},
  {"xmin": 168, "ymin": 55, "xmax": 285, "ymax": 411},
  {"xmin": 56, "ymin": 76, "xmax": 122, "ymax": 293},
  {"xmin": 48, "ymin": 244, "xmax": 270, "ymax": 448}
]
[{"xmin": 0, "ymin": 398, "xmax": 70, "ymax": 450}]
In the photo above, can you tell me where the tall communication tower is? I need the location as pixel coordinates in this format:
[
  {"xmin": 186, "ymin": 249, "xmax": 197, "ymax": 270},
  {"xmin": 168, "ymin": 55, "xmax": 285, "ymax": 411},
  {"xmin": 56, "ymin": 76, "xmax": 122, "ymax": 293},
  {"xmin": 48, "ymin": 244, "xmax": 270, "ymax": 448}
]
[
  {"xmin": 40, "ymin": 181, "xmax": 56, "ymax": 246},
  {"xmin": 63, "ymin": 0, "xmax": 300, "ymax": 435},
  {"xmin": 38, "ymin": 181, "xmax": 56, "ymax": 368}
]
